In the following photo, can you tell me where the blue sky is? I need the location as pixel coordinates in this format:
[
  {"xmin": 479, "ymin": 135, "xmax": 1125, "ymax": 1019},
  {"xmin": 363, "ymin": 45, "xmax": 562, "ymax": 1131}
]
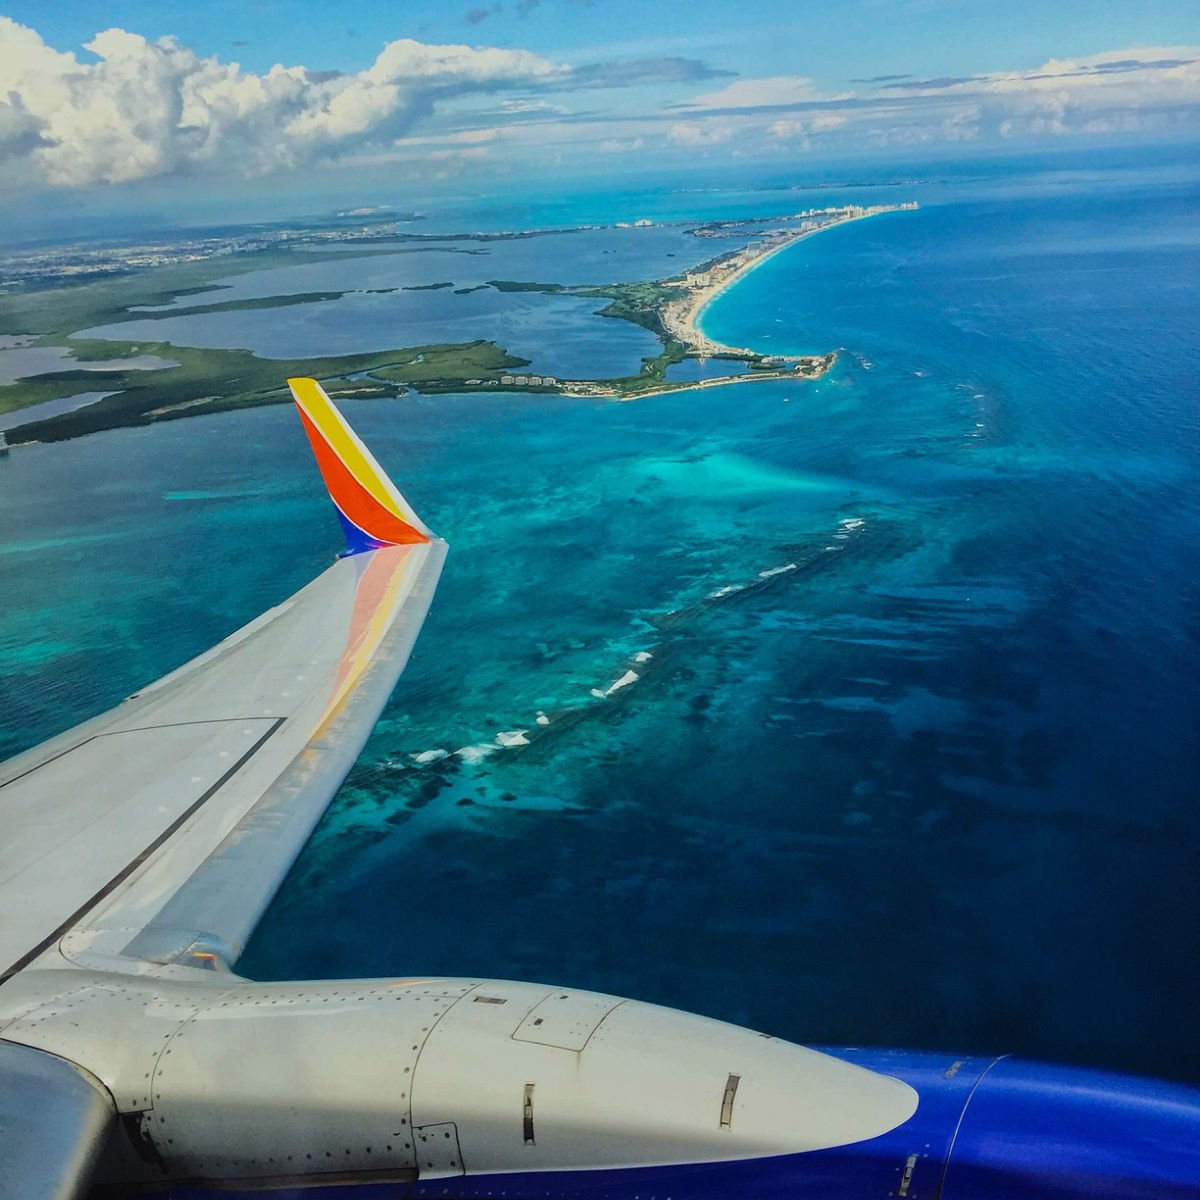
[
  {"xmin": 0, "ymin": 0, "xmax": 1196, "ymax": 215},
  {"xmin": 10, "ymin": 0, "xmax": 1195, "ymax": 82}
]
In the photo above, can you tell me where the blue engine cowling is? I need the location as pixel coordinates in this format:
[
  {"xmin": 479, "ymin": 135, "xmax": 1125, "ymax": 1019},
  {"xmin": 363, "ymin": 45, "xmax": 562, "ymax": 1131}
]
[
  {"xmin": 411, "ymin": 1049, "xmax": 1200, "ymax": 1200},
  {"xmin": 812, "ymin": 1047, "xmax": 1200, "ymax": 1199}
]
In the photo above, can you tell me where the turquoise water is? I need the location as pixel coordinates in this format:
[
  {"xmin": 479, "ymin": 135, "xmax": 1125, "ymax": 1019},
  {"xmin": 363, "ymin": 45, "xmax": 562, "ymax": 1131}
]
[{"xmin": 1, "ymin": 149, "xmax": 1198, "ymax": 1082}]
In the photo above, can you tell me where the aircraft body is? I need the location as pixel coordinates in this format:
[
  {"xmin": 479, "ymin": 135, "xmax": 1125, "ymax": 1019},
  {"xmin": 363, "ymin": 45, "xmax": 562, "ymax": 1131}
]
[{"xmin": 0, "ymin": 380, "xmax": 1197, "ymax": 1199}]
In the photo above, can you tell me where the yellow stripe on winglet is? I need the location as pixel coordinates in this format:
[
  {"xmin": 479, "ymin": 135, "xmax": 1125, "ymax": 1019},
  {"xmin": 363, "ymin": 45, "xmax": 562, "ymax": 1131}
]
[{"xmin": 287, "ymin": 377, "xmax": 410, "ymax": 523}]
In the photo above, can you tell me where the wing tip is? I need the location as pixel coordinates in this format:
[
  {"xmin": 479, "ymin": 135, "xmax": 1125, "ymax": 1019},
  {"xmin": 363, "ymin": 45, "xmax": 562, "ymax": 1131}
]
[{"xmin": 287, "ymin": 377, "xmax": 432, "ymax": 556}]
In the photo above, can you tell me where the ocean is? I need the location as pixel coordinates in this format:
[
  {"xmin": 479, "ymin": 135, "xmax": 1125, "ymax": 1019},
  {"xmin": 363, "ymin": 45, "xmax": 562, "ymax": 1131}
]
[{"xmin": 1, "ymin": 145, "xmax": 1197, "ymax": 1081}]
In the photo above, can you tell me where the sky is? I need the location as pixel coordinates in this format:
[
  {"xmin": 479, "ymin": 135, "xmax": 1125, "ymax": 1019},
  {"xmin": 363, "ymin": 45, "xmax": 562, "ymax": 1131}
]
[{"xmin": 0, "ymin": 0, "xmax": 1197, "ymax": 220}]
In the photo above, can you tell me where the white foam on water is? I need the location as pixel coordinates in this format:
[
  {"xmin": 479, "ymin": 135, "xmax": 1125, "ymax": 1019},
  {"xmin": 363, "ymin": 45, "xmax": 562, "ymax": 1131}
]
[
  {"xmin": 456, "ymin": 744, "xmax": 498, "ymax": 763},
  {"xmin": 535, "ymin": 711, "xmax": 551, "ymax": 726},
  {"xmin": 411, "ymin": 749, "xmax": 449, "ymax": 764},
  {"xmin": 840, "ymin": 518, "xmax": 865, "ymax": 530},
  {"xmin": 609, "ymin": 669, "xmax": 639, "ymax": 693},
  {"xmin": 495, "ymin": 729, "xmax": 530, "ymax": 747},
  {"xmin": 708, "ymin": 584, "xmax": 745, "ymax": 599},
  {"xmin": 634, "ymin": 651, "xmax": 653, "ymax": 663},
  {"xmin": 758, "ymin": 563, "xmax": 797, "ymax": 579},
  {"xmin": 594, "ymin": 669, "xmax": 639, "ymax": 699}
]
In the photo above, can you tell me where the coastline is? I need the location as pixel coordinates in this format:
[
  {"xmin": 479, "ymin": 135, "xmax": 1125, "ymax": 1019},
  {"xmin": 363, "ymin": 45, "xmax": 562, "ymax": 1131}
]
[
  {"xmin": 662, "ymin": 205, "xmax": 914, "ymax": 357},
  {"xmin": 610, "ymin": 357, "xmax": 837, "ymax": 402},
  {"xmin": 0, "ymin": 203, "xmax": 915, "ymax": 442}
]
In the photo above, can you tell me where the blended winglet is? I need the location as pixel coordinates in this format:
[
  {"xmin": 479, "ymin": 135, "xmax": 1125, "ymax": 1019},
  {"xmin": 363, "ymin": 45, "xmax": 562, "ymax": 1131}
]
[{"xmin": 288, "ymin": 377, "xmax": 432, "ymax": 555}]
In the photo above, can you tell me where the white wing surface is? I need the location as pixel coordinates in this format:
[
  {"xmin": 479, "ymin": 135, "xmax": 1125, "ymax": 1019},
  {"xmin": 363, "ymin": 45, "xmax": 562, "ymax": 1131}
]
[{"xmin": 0, "ymin": 380, "xmax": 445, "ymax": 981}]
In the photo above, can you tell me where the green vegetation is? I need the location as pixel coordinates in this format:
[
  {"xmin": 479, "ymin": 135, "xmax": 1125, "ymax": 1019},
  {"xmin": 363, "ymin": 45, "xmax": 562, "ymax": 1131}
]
[
  {"xmin": 2, "ymin": 338, "xmax": 532, "ymax": 444},
  {"xmin": 0, "ymin": 229, "xmax": 841, "ymax": 443},
  {"xmin": 488, "ymin": 279, "xmax": 567, "ymax": 294},
  {"xmin": 0, "ymin": 367, "xmax": 126, "ymax": 417},
  {"xmin": 590, "ymin": 338, "xmax": 688, "ymax": 396},
  {"xmin": 121, "ymin": 291, "xmax": 352, "ymax": 321},
  {"xmin": 576, "ymin": 280, "xmax": 688, "ymax": 337},
  {"xmin": 488, "ymin": 277, "xmax": 687, "ymax": 338},
  {"xmin": 0, "ymin": 244, "xmax": 544, "ymax": 441},
  {"xmin": 0, "ymin": 245, "xmax": 413, "ymax": 340},
  {"xmin": 349, "ymin": 341, "xmax": 529, "ymax": 387}
]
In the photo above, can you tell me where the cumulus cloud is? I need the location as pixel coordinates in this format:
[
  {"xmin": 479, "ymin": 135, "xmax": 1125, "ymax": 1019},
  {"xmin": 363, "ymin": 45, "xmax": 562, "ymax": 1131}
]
[
  {"xmin": 673, "ymin": 46, "xmax": 1199, "ymax": 151},
  {"xmin": 871, "ymin": 46, "xmax": 1200, "ymax": 139},
  {"xmin": 3, "ymin": 18, "xmax": 1197, "ymax": 193},
  {"xmin": 0, "ymin": 17, "xmax": 563, "ymax": 188}
]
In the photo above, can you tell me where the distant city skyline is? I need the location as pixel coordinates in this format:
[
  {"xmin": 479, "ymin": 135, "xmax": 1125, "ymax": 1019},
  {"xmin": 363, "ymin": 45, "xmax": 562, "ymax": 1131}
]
[{"xmin": 1, "ymin": 1, "xmax": 1197, "ymax": 221}]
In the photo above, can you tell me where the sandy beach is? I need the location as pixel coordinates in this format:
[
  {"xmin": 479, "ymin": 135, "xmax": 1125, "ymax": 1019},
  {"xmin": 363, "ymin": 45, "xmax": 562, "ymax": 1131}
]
[{"xmin": 661, "ymin": 204, "xmax": 916, "ymax": 356}]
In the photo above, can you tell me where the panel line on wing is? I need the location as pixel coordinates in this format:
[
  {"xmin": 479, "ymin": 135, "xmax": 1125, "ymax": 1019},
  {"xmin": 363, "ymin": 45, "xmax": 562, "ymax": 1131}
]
[
  {"xmin": 0, "ymin": 718, "xmax": 286, "ymax": 984},
  {"xmin": 0, "ymin": 719, "xmax": 282, "ymax": 793}
]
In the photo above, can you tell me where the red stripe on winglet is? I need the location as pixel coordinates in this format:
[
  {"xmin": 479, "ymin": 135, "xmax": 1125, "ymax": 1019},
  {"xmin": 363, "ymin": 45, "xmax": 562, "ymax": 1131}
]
[{"xmin": 296, "ymin": 405, "xmax": 429, "ymax": 546}]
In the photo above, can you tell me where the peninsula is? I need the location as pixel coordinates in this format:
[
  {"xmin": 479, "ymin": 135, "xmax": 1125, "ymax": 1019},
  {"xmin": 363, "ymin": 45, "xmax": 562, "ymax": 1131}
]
[
  {"xmin": 0, "ymin": 202, "xmax": 916, "ymax": 443},
  {"xmin": 485, "ymin": 203, "xmax": 914, "ymax": 400}
]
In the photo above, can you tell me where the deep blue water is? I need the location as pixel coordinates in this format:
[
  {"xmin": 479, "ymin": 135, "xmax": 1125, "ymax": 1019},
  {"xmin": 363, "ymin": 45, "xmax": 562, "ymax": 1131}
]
[{"xmin": 1, "ymin": 149, "xmax": 1197, "ymax": 1082}]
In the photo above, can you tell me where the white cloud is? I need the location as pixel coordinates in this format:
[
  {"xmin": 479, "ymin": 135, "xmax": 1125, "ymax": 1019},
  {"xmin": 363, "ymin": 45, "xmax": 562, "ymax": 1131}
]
[
  {"xmin": 683, "ymin": 47, "xmax": 1199, "ymax": 149},
  {"xmin": 427, "ymin": 146, "xmax": 490, "ymax": 161},
  {"xmin": 668, "ymin": 119, "xmax": 732, "ymax": 146},
  {"xmin": 684, "ymin": 75, "xmax": 832, "ymax": 110},
  {"xmin": 767, "ymin": 113, "xmax": 847, "ymax": 139},
  {"xmin": 600, "ymin": 137, "xmax": 645, "ymax": 153},
  {"xmin": 2, "ymin": 19, "xmax": 1197, "ymax": 194},
  {"xmin": 454, "ymin": 127, "xmax": 499, "ymax": 144},
  {"xmin": 497, "ymin": 97, "xmax": 568, "ymax": 114},
  {"xmin": 0, "ymin": 17, "xmax": 563, "ymax": 189},
  {"xmin": 882, "ymin": 46, "xmax": 1200, "ymax": 140}
]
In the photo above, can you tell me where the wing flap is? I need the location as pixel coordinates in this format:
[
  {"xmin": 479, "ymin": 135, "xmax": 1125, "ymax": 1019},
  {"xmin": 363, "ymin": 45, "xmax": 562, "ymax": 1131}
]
[
  {"xmin": 96, "ymin": 539, "xmax": 446, "ymax": 972},
  {"xmin": 0, "ymin": 720, "xmax": 279, "ymax": 978}
]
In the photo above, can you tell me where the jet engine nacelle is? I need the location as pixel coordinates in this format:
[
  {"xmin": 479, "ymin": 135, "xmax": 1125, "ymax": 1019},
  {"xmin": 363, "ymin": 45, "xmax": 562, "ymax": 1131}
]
[
  {"xmin": 0, "ymin": 970, "xmax": 914, "ymax": 1192},
  {"xmin": 3, "ymin": 969, "xmax": 1198, "ymax": 1198}
]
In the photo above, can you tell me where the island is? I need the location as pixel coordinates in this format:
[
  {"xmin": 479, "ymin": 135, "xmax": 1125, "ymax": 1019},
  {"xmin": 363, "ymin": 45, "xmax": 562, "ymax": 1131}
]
[{"xmin": 0, "ymin": 203, "xmax": 916, "ymax": 445}]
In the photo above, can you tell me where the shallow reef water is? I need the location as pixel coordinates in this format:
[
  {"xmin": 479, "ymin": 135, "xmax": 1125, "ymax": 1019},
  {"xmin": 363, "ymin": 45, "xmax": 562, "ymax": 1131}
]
[{"xmin": 2, "ymin": 148, "xmax": 1197, "ymax": 1081}]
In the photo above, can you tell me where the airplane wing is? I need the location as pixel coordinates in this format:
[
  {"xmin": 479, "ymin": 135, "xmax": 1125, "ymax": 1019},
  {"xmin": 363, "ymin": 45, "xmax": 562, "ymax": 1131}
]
[{"xmin": 0, "ymin": 378, "xmax": 447, "ymax": 982}]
